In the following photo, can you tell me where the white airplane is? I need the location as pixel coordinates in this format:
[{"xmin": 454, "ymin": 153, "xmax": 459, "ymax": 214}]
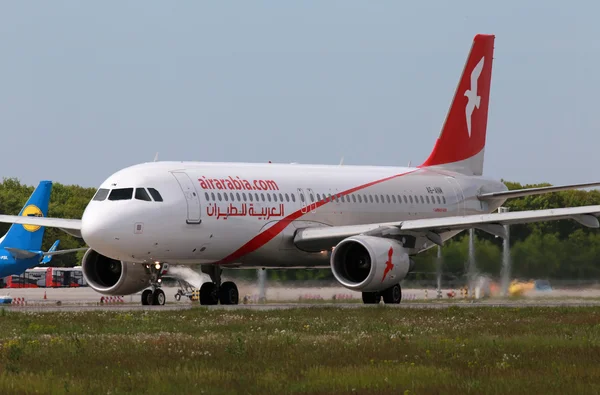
[{"xmin": 2, "ymin": 33, "xmax": 600, "ymax": 306}]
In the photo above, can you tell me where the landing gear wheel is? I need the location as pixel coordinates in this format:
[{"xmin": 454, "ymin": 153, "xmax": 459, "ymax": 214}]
[
  {"xmin": 175, "ymin": 293, "xmax": 181, "ymax": 302},
  {"xmin": 153, "ymin": 289, "xmax": 166, "ymax": 305},
  {"xmin": 200, "ymin": 282, "xmax": 219, "ymax": 305},
  {"xmin": 382, "ymin": 284, "xmax": 402, "ymax": 304},
  {"xmin": 362, "ymin": 291, "xmax": 381, "ymax": 304},
  {"xmin": 219, "ymin": 281, "xmax": 239, "ymax": 305},
  {"xmin": 141, "ymin": 289, "xmax": 153, "ymax": 305}
]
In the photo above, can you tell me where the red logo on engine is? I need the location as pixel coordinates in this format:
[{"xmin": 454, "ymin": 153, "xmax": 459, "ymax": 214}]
[{"xmin": 381, "ymin": 247, "xmax": 394, "ymax": 282}]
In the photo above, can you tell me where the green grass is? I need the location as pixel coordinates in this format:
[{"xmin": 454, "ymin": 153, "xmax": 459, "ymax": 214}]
[{"xmin": 1, "ymin": 306, "xmax": 600, "ymax": 394}]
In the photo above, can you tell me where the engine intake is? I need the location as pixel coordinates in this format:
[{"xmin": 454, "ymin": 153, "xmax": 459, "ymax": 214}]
[
  {"xmin": 81, "ymin": 249, "xmax": 152, "ymax": 295},
  {"xmin": 330, "ymin": 236, "xmax": 414, "ymax": 292}
]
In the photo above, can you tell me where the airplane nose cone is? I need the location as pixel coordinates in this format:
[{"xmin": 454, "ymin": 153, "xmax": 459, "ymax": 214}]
[{"xmin": 81, "ymin": 205, "xmax": 128, "ymax": 259}]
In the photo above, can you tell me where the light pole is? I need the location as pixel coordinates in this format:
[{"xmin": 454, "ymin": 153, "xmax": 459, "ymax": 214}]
[{"xmin": 498, "ymin": 206, "xmax": 511, "ymax": 296}]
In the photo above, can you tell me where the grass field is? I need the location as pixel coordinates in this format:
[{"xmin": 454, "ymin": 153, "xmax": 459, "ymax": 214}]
[{"xmin": 1, "ymin": 306, "xmax": 600, "ymax": 394}]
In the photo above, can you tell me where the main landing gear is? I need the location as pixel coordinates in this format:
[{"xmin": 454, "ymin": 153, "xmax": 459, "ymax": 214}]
[
  {"xmin": 361, "ymin": 283, "xmax": 402, "ymax": 305},
  {"xmin": 199, "ymin": 265, "xmax": 239, "ymax": 305},
  {"xmin": 141, "ymin": 262, "xmax": 169, "ymax": 306}
]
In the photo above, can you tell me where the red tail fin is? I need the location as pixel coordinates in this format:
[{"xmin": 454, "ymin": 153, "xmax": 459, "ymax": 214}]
[{"xmin": 420, "ymin": 34, "xmax": 495, "ymax": 176}]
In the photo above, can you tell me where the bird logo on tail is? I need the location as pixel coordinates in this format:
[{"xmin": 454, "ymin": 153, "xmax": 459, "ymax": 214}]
[{"xmin": 464, "ymin": 56, "xmax": 485, "ymax": 138}]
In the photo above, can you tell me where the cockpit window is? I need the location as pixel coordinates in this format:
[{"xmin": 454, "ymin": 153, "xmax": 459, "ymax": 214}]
[
  {"xmin": 135, "ymin": 188, "xmax": 152, "ymax": 201},
  {"xmin": 147, "ymin": 188, "xmax": 163, "ymax": 202},
  {"xmin": 93, "ymin": 188, "xmax": 110, "ymax": 201},
  {"xmin": 108, "ymin": 188, "xmax": 133, "ymax": 201}
]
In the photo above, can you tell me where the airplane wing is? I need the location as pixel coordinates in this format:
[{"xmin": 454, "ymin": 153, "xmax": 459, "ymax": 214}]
[
  {"xmin": 0, "ymin": 215, "xmax": 82, "ymax": 238},
  {"xmin": 6, "ymin": 246, "xmax": 88, "ymax": 261},
  {"xmin": 478, "ymin": 181, "xmax": 600, "ymax": 200},
  {"xmin": 293, "ymin": 205, "xmax": 600, "ymax": 252}
]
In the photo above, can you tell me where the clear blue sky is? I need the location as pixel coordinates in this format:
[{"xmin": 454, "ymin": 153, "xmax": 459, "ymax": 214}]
[{"xmin": 0, "ymin": 1, "xmax": 597, "ymax": 187}]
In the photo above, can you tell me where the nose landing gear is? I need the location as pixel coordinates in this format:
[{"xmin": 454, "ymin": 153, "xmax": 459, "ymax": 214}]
[
  {"xmin": 141, "ymin": 262, "xmax": 169, "ymax": 306},
  {"xmin": 200, "ymin": 265, "xmax": 239, "ymax": 305}
]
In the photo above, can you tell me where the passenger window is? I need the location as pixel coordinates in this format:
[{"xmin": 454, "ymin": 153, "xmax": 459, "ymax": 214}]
[
  {"xmin": 108, "ymin": 188, "xmax": 133, "ymax": 201},
  {"xmin": 261, "ymin": 193, "xmax": 265, "ymax": 202},
  {"xmin": 375, "ymin": 195, "xmax": 379, "ymax": 203},
  {"xmin": 352, "ymin": 195, "xmax": 356, "ymax": 203},
  {"xmin": 392, "ymin": 195, "xmax": 397, "ymax": 204},
  {"xmin": 242, "ymin": 193, "xmax": 247, "ymax": 201},
  {"xmin": 267, "ymin": 194, "xmax": 272, "ymax": 202},
  {"xmin": 230, "ymin": 193, "xmax": 235, "ymax": 201},
  {"xmin": 291, "ymin": 194, "xmax": 296, "ymax": 202},
  {"xmin": 316, "ymin": 193, "xmax": 321, "ymax": 201},
  {"xmin": 93, "ymin": 188, "xmax": 110, "ymax": 201},
  {"xmin": 211, "ymin": 193, "xmax": 216, "ymax": 201},
  {"xmin": 443, "ymin": 196, "xmax": 447, "ymax": 204},
  {"xmin": 309, "ymin": 194, "xmax": 314, "ymax": 202},
  {"xmin": 409, "ymin": 196, "xmax": 413, "ymax": 204},
  {"xmin": 217, "ymin": 193, "xmax": 222, "ymax": 201},
  {"xmin": 279, "ymin": 193, "xmax": 284, "ymax": 202},
  {"xmin": 420, "ymin": 196, "xmax": 424, "ymax": 204},
  {"xmin": 236, "ymin": 193, "xmax": 241, "ymax": 201},
  {"xmin": 386, "ymin": 195, "xmax": 391, "ymax": 204},
  {"xmin": 369, "ymin": 195, "xmax": 374, "ymax": 203},
  {"xmin": 249, "ymin": 193, "xmax": 253, "ymax": 202},
  {"xmin": 224, "ymin": 193, "xmax": 229, "ymax": 201},
  {"xmin": 273, "ymin": 194, "xmax": 278, "ymax": 202},
  {"xmin": 285, "ymin": 193, "xmax": 290, "ymax": 202},
  {"xmin": 380, "ymin": 194, "xmax": 385, "ymax": 203},
  {"xmin": 255, "ymin": 193, "xmax": 259, "ymax": 201},
  {"xmin": 358, "ymin": 195, "xmax": 362, "ymax": 203},
  {"xmin": 204, "ymin": 192, "xmax": 210, "ymax": 201},
  {"xmin": 426, "ymin": 195, "xmax": 430, "ymax": 204},
  {"xmin": 403, "ymin": 195, "xmax": 408, "ymax": 204},
  {"xmin": 436, "ymin": 196, "xmax": 441, "ymax": 204},
  {"xmin": 363, "ymin": 194, "xmax": 367, "ymax": 203},
  {"xmin": 147, "ymin": 188, "xmax": 163, "ymax": 202}
]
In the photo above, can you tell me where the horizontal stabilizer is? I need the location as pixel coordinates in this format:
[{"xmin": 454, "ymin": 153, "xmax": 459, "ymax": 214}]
[
  {"xmin": 478, "ymin": 181, "xmax": 600, "ymax": 200},
  {"xmin": 5, "ymin": 247, "xmax": 38, "ymax": 260}
]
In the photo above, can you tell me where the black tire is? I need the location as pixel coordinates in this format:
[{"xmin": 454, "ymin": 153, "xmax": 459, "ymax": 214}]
[
  {"xmin": 200, "ymin": 282, "xmax": 218, "ymax": 305},
  {"xmin": 141, "ymin": 289, "xmax": 153, "ymax": 305},
  {"xmin": 153, "ymin": 289, "xmax": 166, "ymax": 305},
  {"xmin": 175, "ymin": 293, "xmax": 181, "ymax": 302},
  {"xmin": 362, "ymin": 291, "xmax": 381, "ymax": 304},
  {"xmin": 382, "ymin": 284, "xmax": 402, "ymax": 304},
  {"xmin": 219, "ymin": 281, "xmax": 239, "ymax": 305}
]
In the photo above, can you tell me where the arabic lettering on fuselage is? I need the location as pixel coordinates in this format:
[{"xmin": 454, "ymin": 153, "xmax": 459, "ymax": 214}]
[{"xmin": 205, "ymin": 203, "xmax": 285, "ymax": 220}]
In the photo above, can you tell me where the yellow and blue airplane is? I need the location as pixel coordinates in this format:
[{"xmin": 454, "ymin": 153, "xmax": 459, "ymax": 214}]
[{"xmin": 0, "ymin": 180, "xmax": 85, "ymax": 278}]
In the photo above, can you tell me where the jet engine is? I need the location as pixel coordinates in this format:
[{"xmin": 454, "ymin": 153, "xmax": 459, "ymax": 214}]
[
  {"xmin": 330, "ymin": 235, "xmax": 415, "ymax": 292},
  {"xmin": 81, "ymin": 249, "xmax": 152, "ymax": 295}
]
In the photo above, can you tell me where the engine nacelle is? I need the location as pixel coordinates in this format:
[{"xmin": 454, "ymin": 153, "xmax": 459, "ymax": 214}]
[
  {"xmin": 81, "ymin": 249, "xmax": 152, "ymax": 296},
  {"xmin": 330, "ymin": 236, "xmax": 414, "ymax": 292}
]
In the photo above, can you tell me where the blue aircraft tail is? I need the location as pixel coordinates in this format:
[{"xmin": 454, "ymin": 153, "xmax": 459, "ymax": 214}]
[{"xmin": 0, "ymin": 180, "xmax": 52, "ymax": 251}]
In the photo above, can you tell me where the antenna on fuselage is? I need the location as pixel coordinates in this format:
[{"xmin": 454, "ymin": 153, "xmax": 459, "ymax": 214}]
[
  {"xmin": 339, "ymin": 156, "xmax": 344, "ymax": 166},
  {"xmin": 408, "ymin": 160, "xmax": 411, "ymax": 167},
  {"xmin": 154, "ymin": 152, "xmax": 159, "ymax": 162}
]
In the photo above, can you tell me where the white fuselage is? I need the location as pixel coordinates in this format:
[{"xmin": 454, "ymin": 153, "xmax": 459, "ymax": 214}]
[{"xmin": 80, "ymin": 161, "xmax": 507, "ymax": 268}]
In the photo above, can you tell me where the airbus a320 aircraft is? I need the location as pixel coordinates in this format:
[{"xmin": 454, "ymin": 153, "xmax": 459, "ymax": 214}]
[{"xmin": 2, "ymin": 34, "xmax": 600, "ymax": 306}]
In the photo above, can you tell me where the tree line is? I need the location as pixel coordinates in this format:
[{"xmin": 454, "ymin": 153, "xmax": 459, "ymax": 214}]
[{"xmin": 0, "ymin": 177, "xmax": 599, "ymax": 280}]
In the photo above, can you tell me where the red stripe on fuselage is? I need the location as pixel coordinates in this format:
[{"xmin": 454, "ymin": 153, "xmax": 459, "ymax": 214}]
[{"xmin": 213, "ymin": 169, "xmax": 419, "ymax": 265}]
